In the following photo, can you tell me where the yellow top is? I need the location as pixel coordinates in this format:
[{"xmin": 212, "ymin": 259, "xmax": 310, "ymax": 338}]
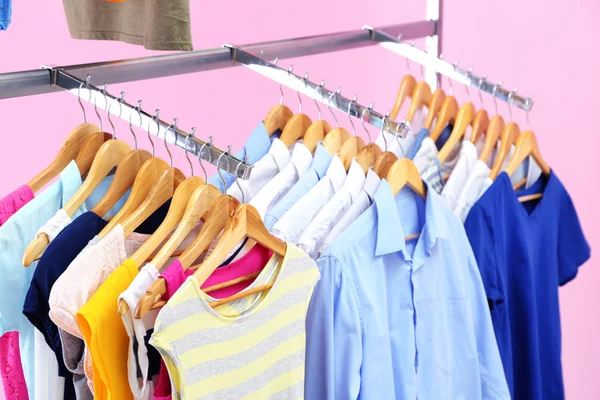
[{"xmin": 76, "ymin": 258, "xmax": 138, "ymax": 400}]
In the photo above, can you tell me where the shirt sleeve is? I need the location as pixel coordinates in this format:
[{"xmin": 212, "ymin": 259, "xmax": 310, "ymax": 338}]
[
  {"xmin": 462, "ymin": 232, "xmax": 511, "ymax": 399},
  {"xmin": 304, "ymin": 255, "xmax": 362, "ymax": 400},
  {"xmin": 463, "ymin": 204, "xmax": 503, "ymax": 309},
  {"xmin": 557, "ymin": 190, "xmax": 591, "ymax": 286}
]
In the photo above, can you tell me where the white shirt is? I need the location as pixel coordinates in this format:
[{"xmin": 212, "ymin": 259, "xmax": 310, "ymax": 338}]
[
  {"xmin": 227, "ymin": 138, "xmax": 290, "ymax": 203},
  {"xmin": 250, "ymin": 143, "xmax": 313, "ymax": 218},
  {"xmin": 441, "ymin": 140, "xmax": 479, "ymax": 209},
  {"xmin": 375, "ymin": 106, "xmax": 427, "ymax": 158},
  {"xmin": 272, "ymin": 155, "xmax": 346, "ymax": 242},
  {"xmin": 321, "ymin": 168, "xmax": 381, "ymax": 253},
  {"xmin": 413, "ymin": 137, "xmax": 438, "ymax": 174},
  {"xmin": 298, "ymin": 159, "xmax": 366, "ymax": 259}
]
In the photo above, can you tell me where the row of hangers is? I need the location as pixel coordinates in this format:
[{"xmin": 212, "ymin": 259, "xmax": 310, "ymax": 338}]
[
  {"xmin": 21, "ymin": 76, "xmax": 287, "ymax": 316},
  {"xmin": 386, "ymin": 57, "xmax": 551, "ymax": 201}
]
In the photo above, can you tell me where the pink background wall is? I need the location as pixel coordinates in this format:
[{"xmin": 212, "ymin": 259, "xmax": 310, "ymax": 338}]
[{"xmin": 0, "ymin": 0, "xmax": 598, "ymax": 398}]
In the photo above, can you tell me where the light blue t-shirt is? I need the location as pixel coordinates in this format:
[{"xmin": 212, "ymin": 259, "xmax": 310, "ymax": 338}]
[
  {"xmin": 0, "ymin": 161, "xmax": 127, "ymax": 398},
  {"xmin": 264, "ymin": 143, "xmax": 332, "ymax": 231},
  {"xmin": 207, "ymin": 121, "xmax": 273, "ymax": 193},
  {"xmin": 305, "ymin": 180, "xmax": 509, "ymax": 399},
  {"xmin": 0, "ymin": 0, "xmax": 11, "ymax": 30}
]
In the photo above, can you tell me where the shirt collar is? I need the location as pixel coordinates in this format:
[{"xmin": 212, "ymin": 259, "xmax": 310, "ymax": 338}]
[
  {"xmin": 325, "ymin": 155, "xmax": 346, "ymax": 191},
  {"xmin": 241, "ymin": 121, "xmax": 272, "ymax": 164},
  {"xmin": 344, "ymin": 160, "xmax": 366, "ymax": 201},
  {"xmin": 311, "ymin": 143, "xmax": 333, "ymax": 179},
  {"xmin": 60, "ymin": 160, "xmax": 83, "ymax": 206},
  {"xmin": 290, "ymin": 143, "xmax": 313, "ymax": 177},
  {"xmin": 267, "ymin": 138, "xmax": 291, "ymax": 171},
  {"xmin": 374, "ymin": 179, "xmax": 451, "ymax": 258},
  {"xmin": 363, "ymin": 168, "xmax": 381, "ymax": 201}
]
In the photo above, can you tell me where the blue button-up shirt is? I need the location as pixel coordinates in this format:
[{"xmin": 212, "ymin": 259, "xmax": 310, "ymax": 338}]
[
  {"xmin": 0, "ymin": 0, "xmax": 12, "ymax": 30},
  {"xmin": 264, "ymin": 143, "xmax": 332, "ymax": 231},
  {"xmin": 207, "ymin": 121, "xmax": 273, "ymax": 193},
  {"xmin": 305, "ymin": 180, "xmax": 509, "ymax": 399}
]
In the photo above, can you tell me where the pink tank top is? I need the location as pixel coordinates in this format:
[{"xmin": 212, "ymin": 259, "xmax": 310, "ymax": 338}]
[
  {"xmin": 153, "ymin": 243, "xmax": 273, "ymax": 400},
  {"xmin": 0, "ymin": 185, "xmax": 34, "ymax": 400}
]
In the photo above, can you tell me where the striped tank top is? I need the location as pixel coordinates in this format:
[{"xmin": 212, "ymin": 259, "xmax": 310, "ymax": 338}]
[{"xmin": 150, "ymin": 244, "xmax": 320, "ymax": 399}]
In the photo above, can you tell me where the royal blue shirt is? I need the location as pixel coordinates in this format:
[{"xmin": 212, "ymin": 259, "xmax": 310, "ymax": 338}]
[
  {"xmin": 464, "ymin": 171, "xmax": 590, "ymax": 400},
  {"xmin": 306, "ymin": 180, "xmax": 509, "ymax": 399},
  {"xmin": 0, "ymin": 0, "xmax": 12, "ymax": 30}
]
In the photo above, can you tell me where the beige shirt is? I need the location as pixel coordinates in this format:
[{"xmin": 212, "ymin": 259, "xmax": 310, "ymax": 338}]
[{"xmin": 62, "ymin": 0, "xmax": 193, "ymax": 51}]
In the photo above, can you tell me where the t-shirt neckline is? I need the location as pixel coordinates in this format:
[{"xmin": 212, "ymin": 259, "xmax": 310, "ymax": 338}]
[{"xmin": 499, "ymin": 170, "xmax": 553, "ymax": 221}]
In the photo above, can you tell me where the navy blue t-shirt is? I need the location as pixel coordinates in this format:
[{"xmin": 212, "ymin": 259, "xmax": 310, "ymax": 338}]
[{"xmin": 464, "ymin": 171, "xmax": 590, "ymax": 400}]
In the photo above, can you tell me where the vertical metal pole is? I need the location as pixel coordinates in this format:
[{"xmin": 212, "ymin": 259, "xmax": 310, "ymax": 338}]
[{"xmin": 425, "ymin": 0, "xmax": 442, "ymax": 89}]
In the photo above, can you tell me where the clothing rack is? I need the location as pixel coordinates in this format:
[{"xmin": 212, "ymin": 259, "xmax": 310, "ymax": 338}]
[{"xmin": 0, "ymin": 10, "xmax": 534, "ymax": 179}]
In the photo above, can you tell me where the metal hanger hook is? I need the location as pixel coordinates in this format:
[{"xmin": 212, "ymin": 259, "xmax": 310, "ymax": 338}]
[
  {"xmin": 313, "ymin": 80, "xmax": 325, "ymax": 120},
  {"xmin": 394, "ymin": 117, "xmax": 407, "ymax": 154},
  {"xmin": 274, "ymin": 57, "xmax": 284, "ymax": 104},
  {"xmin": 127, "ymin": 98, "xmax": 141, "ymax": 149},
  {"xmin": 149, "ymin": 108, "xmax": 160, "ymax": 157},
  {"xmin": 526, "ymin": 94, "xmax": 533, "ymax": 125},
  {"xmin": 411, "ymin": 40, "xmax": 424, "ymax": 77},
  {"xmin": 361, "ymin": 103, "xmax": 373, "ymax": 143},
  {"xmin": 299, "ymin": 71, "xmax": 310, "ymax": 114},
  {"xmin": 216, "ymin": 146, "xmax": 231, "ymax": 194},
  {"xmin": 77, "ymin": 74, "xmax": 92, "ymax": 123},
  {"xmin": 107, "ymin": 91, "xmax": 125, "ymax": 139},
  {"xmin": 93, "ymin": 82, "xmax": 108, "ymax": 132},
  {"xmin": 397, "ymin": 33, "xmax": 410, "ymax": 71},
  {"xmin": 234, "ymin": 154, "xmax": 249, "ymax": 203},
  {"xmin": 185, "ymin": 127, "xmax": 196, "ymax": 176},
  {"xmin": 478, "ymin": 74, "xmax": 487, "ymax": 109},
  {"xmin": 197, "ymin": 136, "xmax": 213, "ymax": 183},
  {"xmin": 327, "ymin": 88, "xmax": 341, "ymax": 127},
  {"xmin": 164, "ymin": 118, "xmax": 177, "ymax": 167},
  {"xmin": 379, "ymin": 108, "xmax": 390, "ymax": 151},
  {"xmin": 507, "ymin": 88, "xmax": 517, "ymax": 122},
  {"xmin": 464, "ymin": 67, "xmax": 473, "ymax": 101},
  {"xmin": 347, "ymin": 95, "xmax": 358, "ymax": 136},
  {"xmin": 492, "ymin": 79, "xmax": 502, "ymax": 115}
]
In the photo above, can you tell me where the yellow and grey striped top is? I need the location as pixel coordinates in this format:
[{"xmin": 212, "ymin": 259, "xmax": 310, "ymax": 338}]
[{"xmin": 150, "ymin": 244, "xmax": 320, "ymax": 400}]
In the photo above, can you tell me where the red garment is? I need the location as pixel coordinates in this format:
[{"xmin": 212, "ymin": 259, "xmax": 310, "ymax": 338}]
[
  {"xmin": 0, "ymin": 185, "xmax": 34, "ymax": 400},
  {"xmin": 153, "ymin": 244, "xmax": 273, "ymax": 400}
]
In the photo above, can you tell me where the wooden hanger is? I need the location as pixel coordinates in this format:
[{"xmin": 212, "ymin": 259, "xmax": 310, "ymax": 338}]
[
  {"xmin": 489, "ymin": 122, "xmax": 520, "ymax": 180},
  {"xmin": 504, "ymin": 130, "xmax": 551, "ymax": 178},
  {"xmin": 264, "ymin": 104, "xmax": 293, "ymax": 135},
  {"xmin": 192, "ymin": 204, "xmax": 286, "ymax": 307},
  {"xmin": 437, "ymin": 101, "xmax": 475, "ymax": 163},
  {"xmin": 470, "ymin": 109, "xmax": 489, "ymax": 145},
  {"xmin": 373, "ymin": 151, "xmax": 398, "ymax": 178},
  {"xmin": 386, "ymin": 158, "xmax": 427, "ymax": 199},
  {"xmin": 23, "ymin": 139, "xmax": 132, "ymax": 267},
  {"xmin": 338, "ymin": 136, "xmax": 366, "ymax": 171},
  {"xmin": 147, "ymin": 183, "xmax": 221, "ymax": 271},
  {"xmin": 429, "ymin": 96, "xmax": 458, "ymax": 142},
  {"xmin": 91, "ymin": 149, "xmax": 153, "ymax": 218},
  {"xmin": 135, "ymin": 194, "xmax": 240, "ymax": 318},
  {"xmin": 120, "ymin": 169, "xmax": 190, "ymax": 260},
  {"xmin": 279, "ymin": 114, "xmax": 312, "ymax": 148},
  {"xmin": 98, "ymin": 157, "xmax": 170, "ymax": 238},
  {"xmin": 478, "ymin": 115, "xmax": 504, "ymax": 164},
  {"xmin": 303, "ymin": 120, "xmax": 332, "ymax": 153},
  {"xmin": 322, "ymin": 127, "xmax": 351, "ymax": 154},
  {"xmin": 27, "ymin": 123, "xmax": 100, "ymax": 193},
  {"xmin": 406, "ymin": 81, "xmax": 432, "ymax": 122},
  {"xmin": 74, "ymin": 132, "xmax": 113, "ymax": 177},
  {"xmin": 390, "ymin": 75, "xmax": 417, "ymax": 120},
  {"xmin": 424, "ymin": 89, "xmax": 446, "ymax": 130},
  {"xmin": 118, "ymin": 176, "xmax": 204, "ymax": 315},
  {"xmin": 356, "ymin": 143, "xmax": 383, "ymax": 173}
]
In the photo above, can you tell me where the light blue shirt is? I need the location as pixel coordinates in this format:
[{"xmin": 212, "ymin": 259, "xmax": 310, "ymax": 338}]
[
  {"xmin": 207, "ymin": 121, "xmax": 273, "ymax": 193},
  {"xmin": 0, "ymin": 161, "xmax": 127, "ymax": 398},
  {"xmin": 264, "ymin": 143, "xmax": 332, "ymax": 231},
  {"xmin": 305, "ymin": 180, "xmax": 509, "ymax": 399}
]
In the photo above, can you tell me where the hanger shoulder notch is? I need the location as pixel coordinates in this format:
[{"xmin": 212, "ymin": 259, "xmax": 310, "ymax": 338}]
[
  {"xmin": 322, "ymin": 127, "xmax": 351, "ymax": 154},
  {"xmin": 407, "ymin": 81, "xmax": 432, "ymax": 122},
  {"xmin": 386, "ymin": 158, "xmax": 426, "ymax": 199},
  {"xmin": 356, "ymin": 143, "xmax": 383, "ymax": 173},
  {"xmin": 264, "ymin": 104, "xmax": 294, "ymax": 135},
  {"xmin": 489, "ymin": 122, "xmax": 520, "ymax": 180},
  {"xmin": 339, "ymin": 136, "xmax": 366, "ymax": 171},
  {"xmin": 429, "ymin": 96, "xmax": 458, "ymax": 142},
  {"xmin": 303, "ymin": 120, "xmax": 332, "ymax": 153},
  {"xmin": 390, "ymin": 75, "xmax": 417, "ymax": 120},
  {"xmin": 437, "ymin": 101, "xmax": 475, "ymax": 163},
  {"xmin": 373, "ymin": 151, "xmax": 398, "ymax": 178}
]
